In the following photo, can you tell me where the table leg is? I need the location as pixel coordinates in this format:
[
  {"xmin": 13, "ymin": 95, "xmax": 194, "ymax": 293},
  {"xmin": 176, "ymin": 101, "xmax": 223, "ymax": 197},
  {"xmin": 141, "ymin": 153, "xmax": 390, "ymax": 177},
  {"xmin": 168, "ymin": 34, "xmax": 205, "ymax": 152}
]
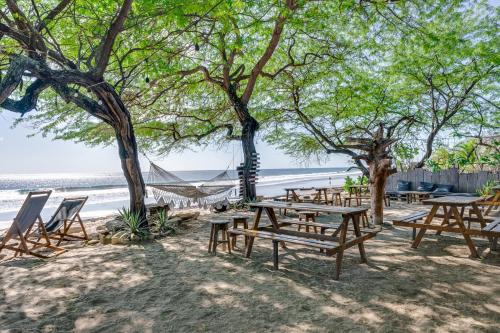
[
  {"xmin": 284, "ymin": 190, "xmax": 290, "ymax": 215},
  {"xmin": 450, "ymin": 206, "xmax": 479, "ymax": 258},
  {"xmin": 265, "ymin": 207, "xmax": 287, "ymax": 249},
  {"xmin": 245, "ymin": 207, "xmax": 263, "ymax": 258},
  {"xmin": 352, "ymin": 213, "xmax": 367, "ymax": 263},
  {"xmin": 412, "ymin": 204, "xmax": 439, "ymax": 248},
  {"xmin": 485, "ymin": 192, "xmax": 500, "ymax": 216},
  {"xmin": 470, "ymin": 203, "xmax": 487, "ymax": 229},
  {"xmin": 334, "ymin": 216, "xmax": 349, "ymax": 280},
  {"xmin": 436, "ymin": 206, "xmax": 451, "ymax": 236}
]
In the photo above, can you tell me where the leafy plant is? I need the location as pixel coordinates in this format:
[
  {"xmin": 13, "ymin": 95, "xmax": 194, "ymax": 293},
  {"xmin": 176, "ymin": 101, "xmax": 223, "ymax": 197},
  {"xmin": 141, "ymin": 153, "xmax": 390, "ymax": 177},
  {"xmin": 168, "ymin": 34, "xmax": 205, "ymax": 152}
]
[
  {"xmin": 477, "ymin": 180, "xmax": 499, "ymax": 197},
  {"xmin": 393, "ymin": 143, "xmax": 419, "ymax": 171},
  {"xmin": 343, "ymin": 175, "xmax": 368, "ymax": 192},
  {"xmin": 153, "ymin": 209, "xmax": 176, "ymax": 234},
  {"xmin": 156, "ymin": 209, "xmax": 168, "ymax": 231},
  {"xmin": 343, "ymin": 176, "xmax": 355, "ymax": 192},
  {"xmin": 357, "ymin": 175, "xmax": 369, "ymax": 185},
  {"xmin": 118, "ymin": 208, "xmax": 148, "ymax": 240}
]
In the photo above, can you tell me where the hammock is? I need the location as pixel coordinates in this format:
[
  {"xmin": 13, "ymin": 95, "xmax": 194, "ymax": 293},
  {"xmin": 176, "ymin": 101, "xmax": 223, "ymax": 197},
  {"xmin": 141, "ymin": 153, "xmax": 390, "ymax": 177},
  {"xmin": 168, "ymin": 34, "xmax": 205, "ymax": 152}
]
[{"xmin": 146, "ymin": 162, "xmax": 236, "ymax": 209}]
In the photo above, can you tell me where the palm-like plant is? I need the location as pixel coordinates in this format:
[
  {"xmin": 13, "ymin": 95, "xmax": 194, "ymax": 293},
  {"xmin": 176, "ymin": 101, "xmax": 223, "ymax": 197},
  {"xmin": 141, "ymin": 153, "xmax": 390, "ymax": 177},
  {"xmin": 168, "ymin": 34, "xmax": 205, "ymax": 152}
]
[{"xmin": 119, "ymin": 208, "xmax": 148, "ymax": 239}]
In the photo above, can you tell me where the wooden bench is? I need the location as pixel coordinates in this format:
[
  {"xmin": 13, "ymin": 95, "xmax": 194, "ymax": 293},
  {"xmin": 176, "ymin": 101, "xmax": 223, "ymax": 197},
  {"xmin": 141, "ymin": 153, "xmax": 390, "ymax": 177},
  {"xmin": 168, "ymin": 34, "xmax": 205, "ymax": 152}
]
[
  {"xmin": 229, "ymin": 229, "xmax": 338, "ymax": 270},
  {"xmin": 483, "ymin": 218, "xmax": 500, "ymax": 250},
  {"xmin": 392, "ymin": 211, "xmax": 428, "ymax": 240},
  {"xmin": 281, "ymin": 219, "xmax": 378, "ymax": 233},
  {"xmin": 344, "ymin": 194, "xmax": 390, "ymax": 207}
]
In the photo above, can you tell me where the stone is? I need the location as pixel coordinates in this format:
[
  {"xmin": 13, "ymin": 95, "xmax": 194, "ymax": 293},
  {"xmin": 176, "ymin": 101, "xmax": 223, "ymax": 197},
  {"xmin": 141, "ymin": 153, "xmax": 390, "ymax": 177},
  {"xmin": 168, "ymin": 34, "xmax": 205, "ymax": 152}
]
[
  {"xmin": 105, "ymin": 219, "xmax": 125, "ymax": 233},
  {"xmin": 172, "ymin": 212, "xmax": 200, "ymax": 221},
  {"xmin": 86, "ymin": 240, "xmax": 100, "ymax": 246},
  {"xmin": 111, "ymin": 231, "xmax": 130, "ymax": 245},
  {"xmin": 96, "ymin": 225, "xmax": 108, "ymax": 233},
  {"xmin": 99, "ymin": 233, "xmax": 112, "ymax": 245},
  {"xmin": 168, "ymin": 217, "xmax": 183, "ymax": 226}
]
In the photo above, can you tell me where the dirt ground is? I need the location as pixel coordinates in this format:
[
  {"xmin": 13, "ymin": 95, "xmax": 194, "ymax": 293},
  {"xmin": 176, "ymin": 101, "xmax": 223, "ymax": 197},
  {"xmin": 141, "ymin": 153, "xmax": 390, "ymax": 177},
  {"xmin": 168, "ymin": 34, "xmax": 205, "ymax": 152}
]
[{"xmin": 1, "ymin": 202, "xmax": 499, "ymax": 333}]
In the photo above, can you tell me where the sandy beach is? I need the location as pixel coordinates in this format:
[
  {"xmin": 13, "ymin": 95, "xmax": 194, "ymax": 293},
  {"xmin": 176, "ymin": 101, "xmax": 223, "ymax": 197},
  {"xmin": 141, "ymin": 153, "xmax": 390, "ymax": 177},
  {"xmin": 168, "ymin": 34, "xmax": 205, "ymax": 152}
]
[{"xmin": 1, "ymin": 201, "xmax": 498, "ymax": 333}]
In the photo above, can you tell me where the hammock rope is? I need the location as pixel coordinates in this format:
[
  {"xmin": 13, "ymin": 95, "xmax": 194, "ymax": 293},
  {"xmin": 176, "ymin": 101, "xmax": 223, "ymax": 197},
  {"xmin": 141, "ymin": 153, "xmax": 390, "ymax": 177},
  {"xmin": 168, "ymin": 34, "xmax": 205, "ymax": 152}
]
[{"xmin": 146, "ymin": 162, "xmax": 235, "ymax": 209}]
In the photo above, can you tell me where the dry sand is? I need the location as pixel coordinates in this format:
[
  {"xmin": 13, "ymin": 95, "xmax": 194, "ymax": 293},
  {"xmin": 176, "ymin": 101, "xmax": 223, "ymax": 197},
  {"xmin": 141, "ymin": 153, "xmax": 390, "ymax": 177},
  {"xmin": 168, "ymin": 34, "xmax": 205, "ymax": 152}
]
[{"xmin": 0, "ymin": 202, "xmax": 499, "ymax": 333}]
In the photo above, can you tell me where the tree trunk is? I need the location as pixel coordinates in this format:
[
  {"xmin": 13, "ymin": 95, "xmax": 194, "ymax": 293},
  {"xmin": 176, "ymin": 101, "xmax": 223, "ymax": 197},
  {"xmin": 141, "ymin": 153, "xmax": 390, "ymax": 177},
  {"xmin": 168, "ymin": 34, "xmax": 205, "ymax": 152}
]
[
  {"xmin": 98, "ymin": 87, "xmax": 147, "ymax": 224},
  {"xmin": 240, "ymin": 116, "xmax": 259, "ymax": 201},
  {"xmin": 368, "ymin": 158, "xmax": 392, "ymax": 225},
  {"xmin": 227, "ymin": 87, "xmax": 260, "ymax": 201}
]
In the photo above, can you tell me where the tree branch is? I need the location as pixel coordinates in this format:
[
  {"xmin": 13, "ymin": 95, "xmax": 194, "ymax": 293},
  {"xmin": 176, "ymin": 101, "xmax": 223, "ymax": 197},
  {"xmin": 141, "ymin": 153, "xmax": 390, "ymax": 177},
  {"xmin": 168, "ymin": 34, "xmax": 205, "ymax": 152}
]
[{"xmin": 93, "ymin": 0, "xmax": 132, "ymax": 78}]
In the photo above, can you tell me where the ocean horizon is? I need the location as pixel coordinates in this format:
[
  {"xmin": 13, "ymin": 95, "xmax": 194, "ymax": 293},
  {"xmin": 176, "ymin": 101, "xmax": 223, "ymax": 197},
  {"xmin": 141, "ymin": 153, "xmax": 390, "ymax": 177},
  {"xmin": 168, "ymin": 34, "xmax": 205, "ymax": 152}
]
[{"xmin": 0, "ymin": 167, "xmax": 361, "ymax": 229}]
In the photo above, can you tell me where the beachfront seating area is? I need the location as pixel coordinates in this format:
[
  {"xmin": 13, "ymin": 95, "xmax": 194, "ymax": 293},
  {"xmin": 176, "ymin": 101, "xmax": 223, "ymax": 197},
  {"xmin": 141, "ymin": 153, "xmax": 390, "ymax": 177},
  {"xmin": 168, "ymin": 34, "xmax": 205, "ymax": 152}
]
[{"xmin": 1, "ymin": 182, "xmax": 499, "ymax": 332}]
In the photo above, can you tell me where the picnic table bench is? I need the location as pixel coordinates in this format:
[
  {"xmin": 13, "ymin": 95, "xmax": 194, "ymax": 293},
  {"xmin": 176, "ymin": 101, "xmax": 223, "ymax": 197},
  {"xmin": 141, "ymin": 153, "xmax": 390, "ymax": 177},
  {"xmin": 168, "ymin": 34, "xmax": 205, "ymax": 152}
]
[
  {"xmin": 392, "ymin": 196, "xmax": 499, "ymax": 257},
  {"xmin": 392, "ymin": 210, "xmax": 428, "ymax": 239},
  {"xmin": 232, "ymin": 201, "xmax": 379, "ymax": 280}
]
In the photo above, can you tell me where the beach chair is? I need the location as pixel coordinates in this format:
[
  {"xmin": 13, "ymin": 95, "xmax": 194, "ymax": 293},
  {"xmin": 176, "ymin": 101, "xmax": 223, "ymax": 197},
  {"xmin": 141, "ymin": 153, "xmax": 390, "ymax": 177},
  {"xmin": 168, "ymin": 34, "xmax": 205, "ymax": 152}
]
[
  {"xmin": 0, "ymin": 191, "xmax": 65, "ymax": 259},
  {"xmin": 44, "ymin": 197, "xmax": 89, "ymax": 245}
]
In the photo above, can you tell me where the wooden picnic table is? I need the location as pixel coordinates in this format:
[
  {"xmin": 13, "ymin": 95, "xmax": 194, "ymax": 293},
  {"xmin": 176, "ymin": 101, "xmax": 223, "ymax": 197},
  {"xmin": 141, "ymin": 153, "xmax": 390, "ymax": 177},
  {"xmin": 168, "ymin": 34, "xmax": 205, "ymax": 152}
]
[
  {"xmin": 245, "ymin": 201, "xmax": 376, "ymax": 279},
  {"xmin": 284, "ymin": 187, "xmax": 329, "ymax": 205},
  {"xmin": 413, "ymin": 196, "xmax": 488, "ymax": 258},
  {"xmin": 346, "ymin": 185, "xmax": 369, "ymax": 206},
  {"xmin": 397, "ymin": 190, "xmax": 432, "ymax": 204}
]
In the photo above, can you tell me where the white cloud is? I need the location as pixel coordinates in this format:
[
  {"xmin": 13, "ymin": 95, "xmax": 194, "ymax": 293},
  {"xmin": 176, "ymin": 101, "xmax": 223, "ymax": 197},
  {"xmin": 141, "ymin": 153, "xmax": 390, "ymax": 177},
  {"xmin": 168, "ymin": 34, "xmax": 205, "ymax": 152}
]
[{"xmin": 0, "ymin": 137, "xmax": 4, "ymax": 142}]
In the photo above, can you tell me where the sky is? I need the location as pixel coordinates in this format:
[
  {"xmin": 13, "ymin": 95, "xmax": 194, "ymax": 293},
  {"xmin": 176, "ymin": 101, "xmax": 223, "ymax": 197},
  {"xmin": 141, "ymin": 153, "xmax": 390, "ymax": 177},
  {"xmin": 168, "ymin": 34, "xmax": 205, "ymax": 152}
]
[{"xmin": 0, "ymin": 112, "xmax": 351, "ymax": 174}]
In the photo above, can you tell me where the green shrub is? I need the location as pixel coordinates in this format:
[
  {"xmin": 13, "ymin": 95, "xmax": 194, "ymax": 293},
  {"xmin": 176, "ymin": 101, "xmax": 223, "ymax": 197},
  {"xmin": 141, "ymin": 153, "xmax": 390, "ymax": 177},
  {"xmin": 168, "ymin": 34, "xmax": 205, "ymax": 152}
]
[
  {"xmin": 118, "ymin": 208, "xmax": 148, "ymax": 239},
  {"xmin": 477, "ymin": 180, "xmax": 499, "ymax": 197},
  {"xmin": 343, "ymin": 176, "xmax": 355, "ymax": 192}
]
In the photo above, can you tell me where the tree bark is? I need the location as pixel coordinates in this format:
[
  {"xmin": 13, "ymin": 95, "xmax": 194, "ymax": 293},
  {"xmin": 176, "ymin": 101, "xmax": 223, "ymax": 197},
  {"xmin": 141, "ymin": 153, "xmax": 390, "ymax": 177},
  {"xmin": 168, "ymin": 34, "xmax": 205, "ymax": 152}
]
[
  {"xmin": 240, "ymin": 116, "xmax": 259, "ymax": 201},
  {"xmin": 368, "ymin": 158, "xmax": 392, "ymax": 225},
  {"xmin": 227, "ymin": 86, "xmax": 259, "ymax": 201},
  {"xmin": 96, "ymin": 86, "xmax": 147, "ymax": 223},
  {"xmin": 414, "ymin": 127, "xmax": 440, "ymax": 169}
]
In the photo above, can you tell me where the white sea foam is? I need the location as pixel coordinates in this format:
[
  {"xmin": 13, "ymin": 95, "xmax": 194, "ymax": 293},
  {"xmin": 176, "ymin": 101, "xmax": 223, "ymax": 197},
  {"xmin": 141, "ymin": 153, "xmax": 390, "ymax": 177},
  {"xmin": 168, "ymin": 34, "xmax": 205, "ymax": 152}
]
[{"xmin": 0, "ymin": 169, "xmax": 360, "ymax": 229}]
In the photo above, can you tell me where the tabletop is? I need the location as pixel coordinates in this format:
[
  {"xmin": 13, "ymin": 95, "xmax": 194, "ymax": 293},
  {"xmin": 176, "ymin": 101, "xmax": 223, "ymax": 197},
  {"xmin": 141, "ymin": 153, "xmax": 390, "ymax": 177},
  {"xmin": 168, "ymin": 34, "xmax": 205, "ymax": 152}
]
[
  {"xmin": 250, "ymin": 201, "xmax": 367, "ymax": 215},
  {"xmin": 422, "ymin": 195, "xmax": 483, "ymax": 206},
  {"xmin": 284, "ymin": 187, "xmax": 314, "ymax": 191}
]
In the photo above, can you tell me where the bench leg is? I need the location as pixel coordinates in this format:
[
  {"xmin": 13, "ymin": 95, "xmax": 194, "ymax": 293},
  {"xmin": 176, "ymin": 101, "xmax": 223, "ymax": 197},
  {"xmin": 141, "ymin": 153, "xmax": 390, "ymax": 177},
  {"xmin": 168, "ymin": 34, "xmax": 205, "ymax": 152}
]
[
  {"xmin": 212, "ymin": 225, "xmax": 219, "ymax": 254},
  {"xmin": 272, "ymin": 240, "xmax": 279, "ymax": 270},
  {"xmin": 352, "ymin": 214, "xmax": 367, "ymax": 263},
  {"xmin": 412, "ymin": 228, "xmax": 416, "ymax": 240},
  {"xmin": 225, "ymin": 228, "xmax": 232, "ymax": 254},
  {"xmin": 412, "ymin": 205, "xmax": 439, "ymax": 249},
  {"xmin": 491, "ymin": 237, "xmax": 498, "ymax": 251},
  {"xmin": 208, "ymin": 224, "xmax": 215, "ymax": 253},
  {"xmin": 334, "ymin": 217, "xmax": 349, "ymax": 280}
]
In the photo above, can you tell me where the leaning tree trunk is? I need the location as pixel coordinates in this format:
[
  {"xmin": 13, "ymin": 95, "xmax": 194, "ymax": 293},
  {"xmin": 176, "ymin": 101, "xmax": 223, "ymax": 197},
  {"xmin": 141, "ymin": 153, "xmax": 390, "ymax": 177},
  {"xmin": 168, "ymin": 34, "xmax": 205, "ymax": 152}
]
[
  {"xmin": 367, "ymin": 158, "xmax": 393, "ymax": 225},
  {"xmin": 98, "ymin": 88, "xmax": 147, "ymax": 223}
]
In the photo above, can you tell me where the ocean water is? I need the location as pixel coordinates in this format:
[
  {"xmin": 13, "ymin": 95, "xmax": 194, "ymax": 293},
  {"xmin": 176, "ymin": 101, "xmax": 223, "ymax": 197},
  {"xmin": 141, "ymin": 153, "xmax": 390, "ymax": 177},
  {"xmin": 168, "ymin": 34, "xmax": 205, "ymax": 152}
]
[{"xmin": 0, "ymin": 168, "xmax": 360, "ymax": 229}]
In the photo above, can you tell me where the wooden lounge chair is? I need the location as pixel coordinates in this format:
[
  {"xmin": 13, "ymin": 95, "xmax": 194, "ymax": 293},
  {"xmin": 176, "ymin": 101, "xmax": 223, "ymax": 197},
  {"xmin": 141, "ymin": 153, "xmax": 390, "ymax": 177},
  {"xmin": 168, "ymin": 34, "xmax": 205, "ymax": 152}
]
[
  {"xmin": 44, "ymin": 197, "xmax": 89, "ymax": 246},
  {"xmin": 0, "ymin": 191, "xmax": 65, "ymax": 259}
]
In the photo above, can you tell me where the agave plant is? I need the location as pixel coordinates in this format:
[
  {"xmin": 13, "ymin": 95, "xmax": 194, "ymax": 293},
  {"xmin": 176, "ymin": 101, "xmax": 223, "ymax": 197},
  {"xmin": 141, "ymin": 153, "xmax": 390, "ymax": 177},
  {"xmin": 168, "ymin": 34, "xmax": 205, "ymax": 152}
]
[
  {"xmin": 118, "ymin": 208, "xmax": 148, "ymax": 239},
  {"xmin": 155, "ymin": 208, "xmax": 174, "ymax": 234}
]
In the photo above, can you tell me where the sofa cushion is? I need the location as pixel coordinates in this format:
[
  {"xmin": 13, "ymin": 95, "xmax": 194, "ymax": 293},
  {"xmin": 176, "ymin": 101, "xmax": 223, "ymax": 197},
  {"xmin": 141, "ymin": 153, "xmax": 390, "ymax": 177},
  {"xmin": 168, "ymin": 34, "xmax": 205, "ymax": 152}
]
[
  {"xmin": 417, "ymin": 181, "xmax": 435, "ymax": 192},
  {"xmin": 397, "ymin": 180, "xmax": 411, "ymax": 191},
  {"xmin": 433, "ymin": 184, "xmax": 454, "ymax": 193}
]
